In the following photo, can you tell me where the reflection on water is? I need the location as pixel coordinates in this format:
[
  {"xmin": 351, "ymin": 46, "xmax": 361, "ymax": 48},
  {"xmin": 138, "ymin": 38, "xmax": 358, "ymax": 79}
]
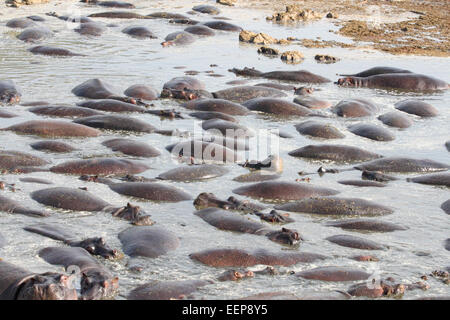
[{"xmin": 0, "ymin": 0, "xmax": 449, "ymax": 299}]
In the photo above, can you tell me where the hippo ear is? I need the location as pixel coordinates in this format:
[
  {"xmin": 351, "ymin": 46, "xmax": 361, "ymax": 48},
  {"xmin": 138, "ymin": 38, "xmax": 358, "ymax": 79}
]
[{"xmin": 234, "ymin": 271, "xmax": 240, "ymax": 278}]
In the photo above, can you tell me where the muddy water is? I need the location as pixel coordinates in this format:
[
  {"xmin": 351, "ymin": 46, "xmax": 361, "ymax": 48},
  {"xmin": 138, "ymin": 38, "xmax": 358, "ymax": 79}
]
[{"xmin": 0, "ymin": 0, "xmax": 449, "ymax": 299}]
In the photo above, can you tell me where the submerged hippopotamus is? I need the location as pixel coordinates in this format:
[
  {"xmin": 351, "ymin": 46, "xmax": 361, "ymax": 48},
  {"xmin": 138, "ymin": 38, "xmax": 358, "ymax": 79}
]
[
  {"xmin": 442, "ymin": 200, "xmax": 450, "ymax": 215},
  {"xmin": 160, "ymin": 76, "xmax": 207, "ymax": 100},
  {"xmin": 394, "ymin": 99, "xmax": 439, "ymax": 117},
  {"xmin": 122, "ymin": 26, "xmax": 156, "ymax": 39},
  {"xmin": 0, "ymin": 150, "xmax": 49, "ymax": 172},
  {"xmin": 407, "ymin": 173, "xmax": 450, "ymax": 187},
  {"xmin": 190, "ymin": 248, "xmax": 327, "ymax": 267},
  {"xmin": 326, "ymin": 234, "xmax": 386, "ymax": 250},
  {"xmin": 355, "ymin": 157, "xmax": 449, "ymax": 173},
  {"xmin": 73, "ymin": 114, "xmax": 156, "ymax": 133},
  {"xmin": 184, "ymin": 25, "xmax": 215, "ymax": 36},
  {"xmin": 377, "ymin": 111, "xmax": 413, "ymax": 128},
  {"xmin": 74, "ymin": 22, "xmax": 106, "ymax": 36},
  {"xmin": 189, "ymin": 111, "xmax": 237, "ymax": 122},
  {"xmin": 166, "ymin": 140, "xmax": 237, "ymax": 163},
  {"xmin": 195, "ymin": 208, "xmax": 301, "ymax": 245},
  {"xmin": 88, "ymin": 11, "xmax": 147, "ymax": 19},
  {"xmin": 128, "ymin": 280, "xmax": 212, "ymax": 300},
  {"xmin": 81, "ymin": 0, "xmax": 135, "ymax": 9},
  {"xmin": 0, "ymin": 80, "xmax": 21, "ymax": 104},
  {"xmin": 17, "ymin": 26, "xmax": 53, "ymax": 42},
  {"xmin": 339, "ymin": 66, "xmax": 412, "ymax": 77},
  {"xmin": 193, "ymin": 4, "xmax": 220, "ymax": 14},
  {"xmin": 30, "ymin": 140, "xmax": 77, "ymax": 153},
  {"xmin": 295, "ymin": 121, "xmax": 345, "ymax": 139},
  {"xmin": 161, "ymin": 31, "xmax": 196, "ymax": 46},
  {"xmin": 0, "ymin": 260, "xmax": 77, "ymax": 300},
  {"xmin": 109, "ymin": 182, "xmax": 192, "ymax": 202},
  {"xmin": 50, "ymin": 158, "xmax": 150, "ymax": 176},
  {"xmin": 147, "ymin": 12, "xmax": 188, "ymax": 19},
  {"xmin": 229, "ymin": 67, "xmax": 330, "ymax": 83},
  {"xmin": 72, "ymin": 79, "xmax": 137, "ymax": 103},
  {"xmin": 157, "ymin": 164, "xmax": 229, "ymax": 182},
  {"xmin": 212, "ymin": 86, "xmax": 287, "ymax": 103},
  {"xmin": 102, "ymin": 138, "xmax": 161, "ymax": 158},
  {"xmin": 202, "ymin": 119, "xmax": 254, "ymax": 137},
  {"xmin": 119, "ymin": 226, "xmax": 179, "ymax": 258},
  {"xmin": 0, "ymin": 194, "xmax": 49, "ymax": 217},
  {"xmin": 337, "ymin": 73, "xmax": 448, "ymax": 92},
  {"xmin": 29, "ymin": 46, "xmax": 85, "ymax": 57},
  {"xmin": 288, "ymin": 144, "xmax": 382, "ymax": 163},
  {"xmin": 325, "ymin": 218, "xmax": 407, "ymax": 232},
  {"xmin": 124, "ymin": 84, "xmax": 158, "ymax": 100},
  {"xmin": 24, "ymin": 223, "xmax": 118, "ymax": 259},
  {"xmin": 296, "ymin": 266, "xmax": 371, "ymax": 282},
  {"xmin": 0, "ymin": 110, "xmax": 17, "ymax": 118},
  {"xmin": 202, "ymin": 21, "xmax": 242, "ymax": 31},
  {"xmin": 3, "ymin": 120, "xmax": 101, "ymax": 138},
  {"xmin": 243, "ymin": 97, "xmax": 312, "ymax": 116},
  {"xmin": 332, "ymin": 99, "xmax": 378, "ymax": 118},
  {"xmin": 28, "ymin": 105, "xmax": 103, "ymax": 118},
  {"xmin": 348, "ymin": 123, "xmax": 395, "ymax": 141},
  {"xmin": 30, "ymin": 187, "xmax": 153, "ymax": 225},
  {"xmin": 275, "ymin": 197, "xmax": 393, "ymax": 216},
  {"xmin": 6, "ymin": 17, "xmax": 37, "ymax": 29},
  {"xmin": 182, "ymin": 98, "xmax": 249, "ymax": 115},
  {"xmin": 39, "ymin": 246, "xmax": 119, "ymax": 300},
  {"xmin": 233, "ymin": 181, "xmax": 339, "ymax": 202},
  {"xmin": 194, "ymin": 192, "xmax": 265, "ymax": 212}
]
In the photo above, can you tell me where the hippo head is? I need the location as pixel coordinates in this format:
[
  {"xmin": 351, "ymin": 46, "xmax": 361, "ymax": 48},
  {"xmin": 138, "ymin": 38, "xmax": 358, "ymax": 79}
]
[
  {"xmin": 161, "ymin": 40, "xmax": 175, "ymax": 47},
  {"xmin": 257, "ymin": 210, "xmax": 292, "ymax": 223},
  {"xmin": 80, "ymin": 271, "xmax": 119, "ymax": 300},
  {"xmin": 75, "ymin": 237, "xmax": 119, "ymax": 259},
  {"xmin": 218, "ymin": 269, "xmax": 254, "ymax": 281},
  {"xmin": 17, "ymin": 273, "xmax": 77, "ymax": 300},
  {"xmin": 267, "ymin": 228, "xmax": 302, "ymax": 246},
  {"xmin": 194, "ymin": 192, "xmax": 233, "ymax": 210},
  {"xmin": 0, "ymin": 90, "xmax": 21, "ymax": 105},
  {"xmin": 336, "ymin": 77, "xmax": 362, "ymax": 87},
  {"xmin": 294, "ymin": 87, "xmax": 314, "ymax": 95},
  {"xmin": 110, "ymin": 203, "xmax": 155, "ymax": 226}
]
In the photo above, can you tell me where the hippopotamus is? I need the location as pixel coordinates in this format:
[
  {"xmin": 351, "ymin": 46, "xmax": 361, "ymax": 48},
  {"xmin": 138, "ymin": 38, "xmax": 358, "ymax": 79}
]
[
  {"xmin": 442, "ymin": 200, "xmax": 450, "ymax": 215},
  {"xmin": 184, "ymin": 25, "xmax": 215, "ymax": 36},
  {"xmin": 332, "ymin": 99, "xmax": 378, "ymax": 118},
  {"xmin": 109, "ymin": 182, "xmax": 192, "ymax": 202},
  {"xmin": 193, "ymin": 4, "xmax": 220, "ymax": 14},
  {"xmin": 218, "ymin": 270, "xmax": 254, "ymax": 282},
  {"xmin": 46, "ymin": 12, "xmax": 93, "ymax": 23},
  {"xmin": 355, "ymin": 157, "xmax": 449, "ymax": 173},
  {"xmin": 348, "ymin": 123, "xmax": 395, "ymax": 141},
  {"xmin": 73, "ymin": 114, "xmax": 155, "ymax": 133},
  {"xmin": 29, "ymin": 105, "xmax": 103, "ymax": 118},
  {"xmin": 377, "ymin": 111, "xmax": 413, "ymax": 128},
  {"xmin": 88, "ymin": 11, "xmax": 147, "ymax": 19},
  {"xmin": 193, "ymin": 192, "xmax": 265, "ymax": 212},
  {"xmin": 293, "ymin": 96, "xmax": 332, "ymax": 110},
  {"xmin": 122, "ymin": 26, "xmax": 156, "ymax": 39},
  {"xmin": 337, "ymin": 73, "xmax": 448, "ymax": 92},
  {"xmin": 6, "ymin": 17, "xmax": 36, "ymax": 29},
  {"xmin": 20, "ymin": 177, "xmax": 53, "ymax": 185},
  {"xmin": 30, "ymin": 141, "xmax": 77, "ymax": 153},
  {"xmin": 77, "ymin": 99, "xmax": 146, "ymax": 113},
  {"xmin": 288, "ymin": 144, "xmax": 382, "ymax": 163},
  {"xmin": 190, "ymin": 248, "xmax": 327, "ymax": 267},
  {"xmin": 0, "ymin": 110, "xmax": 17, "ymax": 118},
  {"xmin": 295, "ymin": 121, "xmax": 344, "ymax": 139},
  {"xmin": 325, "ymin": 219, "xmax": 407, "ymax": 232},
  {"xmin": 0, "ymin": 150, "xmax": 49, "ymax": 172},
  {"xmin": 394, "ymin": 99, "xmax": 439, "ymax": 117},
  {"xmin": 201, "ymin": 119, "xmax": 254, "ymax": 137},
  {"xmin": 212, "ymin": 86, "xmax": 287, "ymax": 103},
  {"xmin": 182, "ymin": 99, "xmax": 249, "ymax": 115},
  {"xmin": 347, "ymin": 279, "xmax": 407, "ymax": 298},
  {"xmin": 296, "ymin": 266, "xmax": 371, "ymax": 282},
  {"xmin": 233, "ymin": 172, "xmax": 281, "ymax": 183},
  {"xmin": 254, "ymin": 210, "xmax": 294, "ymax": 224},
  {"xmin": 146, "ymin": 12, "xmax": 188, "ymax": 19},
  {"xmin": 128, "ymin": 280, "xmax": 212, "ymax": 300},
  {"xmin": 194, "ymin": 208, "xmax": 301, "ymax": 246},
  {"xmin": 17, "ymin": 26, "xmax": 53, "ymax": 42},
  {"xmin": 166, "ymin": 140, "xmax": 237, "ymax": 163},
  {"xmin": 229, "ymin": 67, "xmax": 331, "ymax": 83},
  {"xmin": 3, "ymin": 120, "xmax": 101, "ymax": 138},
  {"xmin": 275, "ymin": 197, "xmax": 393, "ymax": 216},
  {"xmin": 124, "ymin": 85, "xmax": 158, "ymax": 100},
  {"xmin": 50, "ymin": 158, "xmax": 149, "ymax": 176},
  {"xmin": 74, "ymin": 22, "xmax": 106, "ymax": 36},
  {"xmin": 81, "ymin": 0, "xmax": 135, "ymax": 8},
  {"xmin": 39, "ymin": 247, "xmax": 118, "ymax": 300},
  {"xmin": 407, "ymin": 173, "xmax": 450, "ymax": 187},
  {"xmin": 232, "ymin": 181, "xmax": 339, "ymax": 202},
  {"xmin": 189, "ymin": 111, "xmax": 237, "ymax": 122},
  {"xmin": 24, "ymin": 223, "xmax": 118, "ymax": 259},
  {"xmin": 202, "ymin": 135, "xmax": 250, "ymax": 151},
  {"xmin": 202, "ymin": 21, "xmax": 242, "ymax": 31},
  {"xmin": 361, "ymin": 170, "xmax": 397, "ymax": 182},
  {"xmin": 162, "ymin": 31, "xmax": 196, "ymax": 46},
  {"xmin": 326, "ymin": 234, "xmax": 386, "ymax": 250},
  {"xmin": 102, "ymin": 138, "xmax": 160, "ymax": 158},
  {"xmin": 0, "ymin": 260, "xmax": 77, "ymax": 300},
  {"xmin": 157, "ymin": 164, "xmax": 228, "ymax": 182},
  {"xmin": 0, "ymin": 194, "xmax": 48, "ymax": 217},
  {"xmin": 28, "ymin": 46, "xmax": 84, "ymax": 57},
  {"xmin": 72, "ymin": 79, "xmax": 137, "ymax": 103},
  {"xmin": 239, "ymin": 155, "xmax": 283, "ymax": 173},
  {"xmin": 339, "ymin": 66, "xmax": 412, "ymax": 77},
  {"xmin": 243, "ymin": 98, "xmax": 313, "ymax": 116},
  {"xmin": 160, "ymin": 76, "xmax": 207, "ymax": 100},
  {"xmin": 169, "ymin": 18, "xmax": 199, "ymax": 25},
  {"xmin": 256, "ymin": 83, "xmax": 295, "ymax": 91},
  {"xmin": 445, "ymin": 239, "xmax": 450, "ymax": 251},
  {"xmin": 0, "ymin": 80, "xmax": 21, "ymax": 104},
  {"xmin": 118, "ymin": 226, "xmax": 179, "ymax": 258},
  {"xmin": 337, "ymin": 180, "xmax": 385, "ymax": 187},
  {"xmin": 239, "ymin": 290, "xmax": 350, "ymax": 300}
]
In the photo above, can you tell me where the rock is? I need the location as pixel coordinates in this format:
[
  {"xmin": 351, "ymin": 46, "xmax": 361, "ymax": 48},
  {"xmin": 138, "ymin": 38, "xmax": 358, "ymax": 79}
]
[
  {"xmin": 267, "ymin": 5, "xmax": 322, "ymax": 22},
  {"xmin": 239, "ymin": 30, "xmax": 286, "ymax": 45},
  {"xmin": 217, "ymin": 0, "xmax": 235, "ymax": 6}
]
